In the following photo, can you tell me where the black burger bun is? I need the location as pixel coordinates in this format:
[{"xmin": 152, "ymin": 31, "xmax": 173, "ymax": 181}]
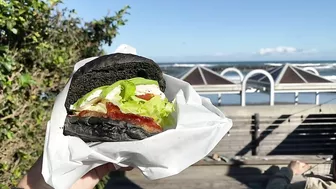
[
  {"xmin": 64, "ymin": 53, "xmax": 166, "ymax": 112},
  {"xmin": 62, "ymin": 53, "xmax": 167, "ymax": 142},
  {"xmin": 63, "ymin": 116, "xmax": 159, "ymax": 142}
]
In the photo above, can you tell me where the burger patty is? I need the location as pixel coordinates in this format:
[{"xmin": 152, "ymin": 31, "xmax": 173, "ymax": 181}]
[{"xmin": 76, "ymin": 102, "xmax": 163, "ymax": 133}]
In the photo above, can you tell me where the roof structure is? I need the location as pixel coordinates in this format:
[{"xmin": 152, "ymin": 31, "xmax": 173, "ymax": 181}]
[
  {"xmin": 247, "ymin": 64, "xmax": 336, "ymax": 92},
  {"xmin": 180, "ymin": 66, "xmax": 241, "ymax": 94}
]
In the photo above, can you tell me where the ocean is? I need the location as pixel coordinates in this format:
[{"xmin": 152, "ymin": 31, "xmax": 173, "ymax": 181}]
[{"xmin": 158, "ymin": 60, "xmax": 336, "ymax": 106}]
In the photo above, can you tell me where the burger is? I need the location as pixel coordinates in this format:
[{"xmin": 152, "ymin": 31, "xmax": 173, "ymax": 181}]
[{"xmin": 62, "ymin": 53, "xmax": 175, "ymax": 142}]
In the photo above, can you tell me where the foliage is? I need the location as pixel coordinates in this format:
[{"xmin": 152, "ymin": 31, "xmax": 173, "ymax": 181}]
[{"xmin": 0, "ymin": 0, "xmax": 130, "ymax": 188}]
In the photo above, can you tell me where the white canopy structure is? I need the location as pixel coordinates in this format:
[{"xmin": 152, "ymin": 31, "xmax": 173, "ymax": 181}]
[
  {"xmin": 180, "ymin": 66, "xmax": 242, "ymax": 105},
  {"xmin": 242, "ymin": 64, "xmax": 336, "ymax": 106},
  {"xmin": 180, "ymin": 66, "xmax": 242, "ymax": 94}
]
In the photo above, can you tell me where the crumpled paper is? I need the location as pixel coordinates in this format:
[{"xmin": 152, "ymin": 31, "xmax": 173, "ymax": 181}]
[{"xmin": 41, "ymin": 45, "xmax": 233, "ymax": 189}]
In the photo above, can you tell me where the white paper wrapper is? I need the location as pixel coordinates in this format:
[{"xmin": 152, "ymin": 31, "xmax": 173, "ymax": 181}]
[{"xmin": 41, "ymin": 45, "xmax": 233, "ymax": 189}]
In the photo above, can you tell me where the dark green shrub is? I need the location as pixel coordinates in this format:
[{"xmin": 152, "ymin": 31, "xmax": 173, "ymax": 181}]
[{"xmin": 0, "ymin": 0, "xmax": 130, "ymax": 188}]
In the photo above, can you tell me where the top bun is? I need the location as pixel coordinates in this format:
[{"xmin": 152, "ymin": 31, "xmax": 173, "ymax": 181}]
[{"xmin": 64, "ymin": 53, "xmax": 166, "ymax": 111}]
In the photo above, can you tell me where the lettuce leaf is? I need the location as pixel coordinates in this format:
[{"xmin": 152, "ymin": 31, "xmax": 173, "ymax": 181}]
[
  {"xmin": 118, "ymin": 95, "xmax": 175, "ymax": 127},
  {"xmin": 71, "ymin": 77, "xmax": 175, "ymax": 128}
]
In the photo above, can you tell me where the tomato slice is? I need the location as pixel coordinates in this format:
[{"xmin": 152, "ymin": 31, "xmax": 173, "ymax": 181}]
[
  {"xmin": 136, "ymin": 93, "xmax": 155, "ymax": 101},
  {"xmin": 106, "ymin": 102, "xmax": 162, "ymax": 133}
]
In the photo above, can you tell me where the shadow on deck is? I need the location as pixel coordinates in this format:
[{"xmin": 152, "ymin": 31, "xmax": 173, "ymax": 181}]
[{"xmin": 105, "ymin": 113, "xmax": 336, "ymax": 189}]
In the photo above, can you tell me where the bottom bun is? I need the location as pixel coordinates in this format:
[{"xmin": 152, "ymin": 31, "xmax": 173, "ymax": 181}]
[{"xmin": 63, "ymin": 116, "xmax": 161, "ymax": 142}]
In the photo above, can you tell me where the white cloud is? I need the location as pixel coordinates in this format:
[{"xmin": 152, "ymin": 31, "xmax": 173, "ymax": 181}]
[
  {"xmin": 258, "ymin": 46, "xmax": 319, "ymax": 56},
  {"xmin": 259, "ymin": 46, "xmax": 301, "ymax": 55}
]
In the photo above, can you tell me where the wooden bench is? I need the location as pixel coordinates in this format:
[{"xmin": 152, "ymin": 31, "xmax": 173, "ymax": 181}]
[{"xmin": 210, "ymin": 113, "xmax": 336, "ymax": 157}]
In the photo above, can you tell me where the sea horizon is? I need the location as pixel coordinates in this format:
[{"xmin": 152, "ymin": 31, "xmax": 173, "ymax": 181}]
[
  {"xmin": 159, "ymin": 60, "xmax": 336, "ymax": 106},
  {"xmin": 157, "ymin": 59, "xmax": 336, "ymax": 64}
]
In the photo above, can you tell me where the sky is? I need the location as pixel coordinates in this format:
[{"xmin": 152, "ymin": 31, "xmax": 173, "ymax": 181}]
[{"xmin": 61, "ymin": 0, "xmax": 336, "ymax": 62}]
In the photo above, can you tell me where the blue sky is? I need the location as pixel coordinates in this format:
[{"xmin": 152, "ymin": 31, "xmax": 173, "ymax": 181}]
[{"xmin": 61, "ymin": 0, "xmax": 336, "ymax": 62}]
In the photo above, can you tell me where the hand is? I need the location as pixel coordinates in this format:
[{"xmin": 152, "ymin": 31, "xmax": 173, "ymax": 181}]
[
  {"xmin": 70, "ymin": 163, "xmax": 133, "ymax": 189},
  {"xmin": 17, "ymin": 154, "xmax": 133, "ymax": 189},
  {"xmin": 288, "ymin": 160, "xmax": 311, "ymax": 175}
]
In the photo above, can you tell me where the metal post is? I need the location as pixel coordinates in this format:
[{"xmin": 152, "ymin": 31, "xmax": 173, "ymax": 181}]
[
  {"xmin": 218, "ymin": 93, "xmax": 222, "ymax": 106},
  {"xmin": 241, "ymin": 90, "xmax": 245, "ymax": 107},
  {"xmin": 294, "ymin": 92, "xmax": 299, "ymax": 105},
  {"xmin": 315, "ymin": 92, "xmax": 320, "ymax": 105},
  {"xmin": 252, "ymin": 113, "xmax": 260, "ymax": 156}
]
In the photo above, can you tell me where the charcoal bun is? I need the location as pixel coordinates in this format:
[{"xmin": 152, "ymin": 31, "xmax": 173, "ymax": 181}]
[
  {"xmin": 62, "ymin": 53, "xmax": 166, "ymax": 142},
  {"xmin": 64, "ymin": 53, "xmax": 166, "ymax": 112},
  {"xmin": 63, "ymin": 116, "xmax": 159, "ymax": 142}
]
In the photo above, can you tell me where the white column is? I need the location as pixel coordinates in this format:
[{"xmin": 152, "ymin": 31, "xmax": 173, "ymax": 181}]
[{"xmin": 218, "ymin": 93, "xmax": 222, "ymax": 106}]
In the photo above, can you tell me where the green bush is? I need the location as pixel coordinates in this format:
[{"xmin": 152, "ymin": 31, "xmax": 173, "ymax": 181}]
[{"xmin": 0, "ymin": 0, "xmax": 130, "ymax": 188}]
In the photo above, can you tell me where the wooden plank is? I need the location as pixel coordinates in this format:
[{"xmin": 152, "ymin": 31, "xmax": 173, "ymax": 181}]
[
  {"xmin": 211, "ymin": 137, "xmax": 254, "ymax": 156},
  {"xmin": 119, "ymin": 164, "xmax": 330, "ymax": 189},
  {"xmin": 125, "ymin": 165, "xmax": 269, "ymax": 189},
  {"xmin": 256, "ymin": 127, "xmax": 336, "ymax": 132},
  {"xmin": 258, "ymin": 147, "xmax": 336, "ymax": 156},
  {"xmin": 209, "ymin": 114, "xmax": 336, "ymax": 159},
  {"xmin": 259, "ymin": 133, "xmax": 336, "ymax": 138},
  {"xmin": 255, "ymin": 117, "xmax": 336, "ymax": 123},
  {"xmin": 195, "ymin": 159, "xmax": 330, "ymax": 166},
  {"xmin": 258, "ymin": 122, "xmax": 336, "ymax": 127},
  {"xmin": 259, "ymin": 137, "xmax": 336, "ymax": 143}
]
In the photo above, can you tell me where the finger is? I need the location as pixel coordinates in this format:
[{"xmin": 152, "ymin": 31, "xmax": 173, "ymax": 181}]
[
  {"xmin": 94, "ymin": 164, "xmax": 112, "ymax": 179},
  {"xmin": 107, "ymin": 163, "xmax": 134, "ymax": 171},
  {"xmin": 305, "ymin": 164, "xmax": 312, "ymax": 170},
  {"xmin": 71, "ymin": 166, "xmax": 104, "ymax": 189},
  {"xmin": 119, "ymin": 166, "xmax": 134, "ymax": 171},
  {"xmin": 299, "ymin": 161, "xmax": 308, "ymax": 167},
  {"xmin": 107, "ymin": 163, "xmax": 117, "ymax": 171}
]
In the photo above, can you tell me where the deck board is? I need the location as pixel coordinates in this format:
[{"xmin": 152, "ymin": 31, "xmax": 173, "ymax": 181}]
[{"xmin": 105, "ymin": 163, "xmax": 330, "ymax": 189}]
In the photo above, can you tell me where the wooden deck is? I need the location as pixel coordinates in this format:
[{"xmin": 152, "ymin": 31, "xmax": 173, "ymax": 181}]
[
  {"xmin": 105, "ymin": 108, "xmax": 336, "ymax": 189},
  {"xmin": 105, "ymin": 158, "xmax": 331, "ymax": 189}
]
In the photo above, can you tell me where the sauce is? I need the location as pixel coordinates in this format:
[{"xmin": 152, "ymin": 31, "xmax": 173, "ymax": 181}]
[{"xmin": 136, "ymin": 93, "xmax": 155, "ymax": 101}]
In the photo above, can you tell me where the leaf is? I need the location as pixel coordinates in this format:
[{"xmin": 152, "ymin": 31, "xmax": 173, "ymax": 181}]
[
  {"xmin": 6, "ymin": 131, "xmax": 13, "ymax": 139},
  {"xmin": 1, "ymin": 163, "xmax": 9, "ymax": 171},
  {"xmin": 13, "ymin": 168, "xmax": 21, "ymax": 178},
  {"xmin": 19, "ymin": 16, "xmax": 25, "ymax": 22},
  {"xmin": 6, "ymin": 21, "xmax": 13, "ymax": 30},
  {"xmin": 1, "ymin": 60, "xmax": 13, "ymax": 72},
  {"xmin": 11, "ymin": 28, "xmax": 18, "ymax": 34},
  {"xmin": 32, "ymin": 36, "xmax": 38, "ymax": 42},
  {"xmin": 34, "ymin": 32, "xmax": 41, "ymax": 37},
  {"xmin": 0, "ymin": 45, "xmax": 8, "ymax": 51},
  {"xmin": 0, "ymin": 184, "xmax": 10, "ymax": 189},
  {"xmin": 57, "ymin": 56, "xmax": 64, "ymax": 63},
  {"xmin": 18, "ymin": 9, "xmax": 26, "ymax": 15},
  {"xmin": 19, "ymin": 73, "xmax": 36, "ymax": 87}
]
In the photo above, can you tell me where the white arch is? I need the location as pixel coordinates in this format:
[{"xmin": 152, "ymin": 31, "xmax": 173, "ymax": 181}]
[
  {"xmin": 241, "ymin": 69, "xmax": 275, "ymax": 106},
  {"xmin": 303, "ymin": 67, "xmax": 319, "ymax": 75},
  {"xmin": 220, "ymin": 67, "xmax": 244, "ymax": 82}
]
